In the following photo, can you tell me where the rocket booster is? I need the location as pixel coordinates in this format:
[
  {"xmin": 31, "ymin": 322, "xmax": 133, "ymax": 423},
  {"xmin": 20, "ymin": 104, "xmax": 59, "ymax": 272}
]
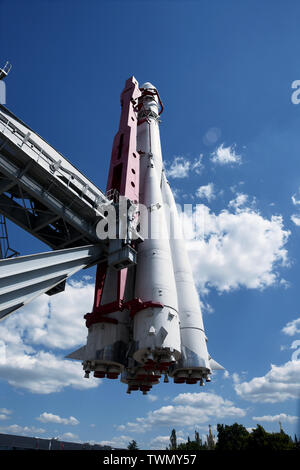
[{"xmin": 68, "ymin": 78, "xmax": 223, "ymax": 394}]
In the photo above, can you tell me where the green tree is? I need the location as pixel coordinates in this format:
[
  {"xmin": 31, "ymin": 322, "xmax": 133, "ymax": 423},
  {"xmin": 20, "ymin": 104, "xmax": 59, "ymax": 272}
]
[
  {"xmin": 127, "ymin": 440, "xmax": 139, "ymax": 450},
  {"xmin": 195, "ymin": 431, "xmax": 202, "ymax": 447},
  {"xmin": 169, "ymin": 429, "xmax": 177, "ymax": 450},
  {"xmin": 216, "ymin": 423, "xmax": 297, "ymax": 451},
  {"xmin": 177, "ymin": 430, "xmax": 207, "ymax": 450},
  {"xmin": 216, "ymin": 423, "xmax": 249, "ymax": 451},
  {"xmin": 248, "ymin": 425, "xmax": 295, "ymax": 451}
]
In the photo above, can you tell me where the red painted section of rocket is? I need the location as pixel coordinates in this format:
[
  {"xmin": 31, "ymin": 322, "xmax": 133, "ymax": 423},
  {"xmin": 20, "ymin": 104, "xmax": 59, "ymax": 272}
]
[{"xmin": 86, "ymin": 77, "xmax": 141, "ymax": 328}]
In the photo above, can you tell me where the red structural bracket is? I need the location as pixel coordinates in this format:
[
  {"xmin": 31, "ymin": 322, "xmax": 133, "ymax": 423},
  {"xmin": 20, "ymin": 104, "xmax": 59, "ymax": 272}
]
[
  {"xmin": 84, "ymin": 312, "xmax": 118, "ymax": 328},
  {"xmin": 124, "ymin": 298, "xmax": 164, "ymax": 318},
  {"xmin": 92, "ymin": 300, "xmax": 123, "ymax": 315},
  {"xmin": 85, "ymin": 298, "xmax": 164, "ymax": 326},
  {"xmin": 84, "ymin": 300, "xmax": 123, "ymax": 327}
]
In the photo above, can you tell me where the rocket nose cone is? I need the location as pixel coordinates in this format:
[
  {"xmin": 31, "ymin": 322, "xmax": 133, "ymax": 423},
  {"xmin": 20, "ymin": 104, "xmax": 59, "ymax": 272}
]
[{"xmin": 140, "ymin": 82, "xmax": 156, "ymax": 90}]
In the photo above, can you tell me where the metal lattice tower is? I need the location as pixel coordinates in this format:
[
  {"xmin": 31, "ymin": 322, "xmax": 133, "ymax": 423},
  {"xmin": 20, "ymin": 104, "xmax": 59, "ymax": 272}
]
[{"xmin": 0, "ymin": 214, "xmax": 19, "ymax": 259}]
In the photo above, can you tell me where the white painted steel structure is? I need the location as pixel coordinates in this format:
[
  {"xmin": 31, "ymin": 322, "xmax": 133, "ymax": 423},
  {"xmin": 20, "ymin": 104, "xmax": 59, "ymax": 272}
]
[{"xmin": 0, "ymin": 104, "xmax": 109, "ymax": 249}]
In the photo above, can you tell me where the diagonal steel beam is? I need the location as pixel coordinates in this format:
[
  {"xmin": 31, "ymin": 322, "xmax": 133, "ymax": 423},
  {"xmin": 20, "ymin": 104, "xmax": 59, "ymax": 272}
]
[{"xmin": 0, "ymin": 244, "xmax": 105, "ymax": 321}]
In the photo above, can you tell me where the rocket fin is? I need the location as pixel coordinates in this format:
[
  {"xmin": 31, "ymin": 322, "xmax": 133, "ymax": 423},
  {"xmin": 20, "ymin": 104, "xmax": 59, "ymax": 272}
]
[
  {"xmin": 66, "ymin": 346, "xmax": 86, "ymax": 361},
  {"xmin": 209, "ymin": 356, "xmax": 224, "ymax": 370}
]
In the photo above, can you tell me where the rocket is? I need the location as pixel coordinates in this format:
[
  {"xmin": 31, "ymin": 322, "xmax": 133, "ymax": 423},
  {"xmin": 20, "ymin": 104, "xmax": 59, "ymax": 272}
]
[{"xmin": 67, "ymin": 77, "xmax": 223, "ymax": 394}]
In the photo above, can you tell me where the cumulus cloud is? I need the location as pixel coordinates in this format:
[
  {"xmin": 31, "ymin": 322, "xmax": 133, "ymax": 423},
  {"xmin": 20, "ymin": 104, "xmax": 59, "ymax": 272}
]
[
  {"xmin": 0, "ymin": 349, "xmax": 99, "ymax": 394},
  {"xmin": 0, "ymin": 408, "xmax": 12, "ymax": 414},
  {"xmin": 9, "ymin": 279, "xmax": 95, "ymax": 350},
  {"xmin": 117, "ymin": 392, "xmax": 246, "ymax": 433},
  {"xmin": 228, "ymin": 193, "xmax": 248, "ymax": 210},
  {"xmin": 0, "ymin": 408, "xmax": 12, "ymax": 420},
  {"xmin": 60, "ymin": 432, "xmax": 79, "ymax": 441},
  {"xmin": 234, "ymin": 360, "xmax": 300, "ymax": 403},
  {"xmin": 0, "ymin": 279, "xmax": 100, "ymax": 394},
  {"xmin": 147, "ymin": 395, "xmax": 158, "ymax": 402},
  {"xmin": 37, "ymin": 412, "xmax": 79, "ymax": 426},
  {"xmin": 165, "ymin": 155, "xmax": 203, "ymax": 179},
  {"xmin": 291, "ymin": 192, "xmax": 300, "ymax": 206},
  {"xmin": 99, "ymin": 435, "xmax": 134, "ymax": 449},
  {"xmin": 211, "ymin": 144, "xmax": 242, "ymax": 165},
  {"xmin": 196, "ymin": 183, "xmax": 215, "ymax": 202},
  {"xmin": 150, "ymin": 434, "xmax": 185, "ymax": 450},
  {"xmin": 291, "ymin": 190, "xmax": 300, "ymax": 225},
  {"xmin": 0, "ymin": 424, "xmax": 45, "ymax": 436},
  {"xmin": 184, "ymin": 204, "xmax": 290, "ymax": 293},
  {"xmin": 282, "ymin": 318, "xmax": 300, "ymax": 336},
  {"xmin": 252, "ymin": 414, "xmax": 298, "ymax": 424},
  {"xmin": 291, "ymin": 340, "xmax": 300, "ymax": 361},
  {"xmin": 291, "ymin": 214, "xmax": 300, "ymax": 226}
]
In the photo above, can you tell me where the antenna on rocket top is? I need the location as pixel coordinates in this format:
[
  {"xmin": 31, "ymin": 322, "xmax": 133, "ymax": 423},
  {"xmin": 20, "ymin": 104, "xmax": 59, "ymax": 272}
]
[{"xmin": 0, "ymin": 61, "xmax": 12, "ymax": 81}]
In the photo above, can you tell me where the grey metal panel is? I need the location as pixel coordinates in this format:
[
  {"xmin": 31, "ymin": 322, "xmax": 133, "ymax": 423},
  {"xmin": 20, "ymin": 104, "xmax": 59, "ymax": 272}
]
[{"xmin": 0, "ymin": 244, "xmax": 104, "ymax": 321}]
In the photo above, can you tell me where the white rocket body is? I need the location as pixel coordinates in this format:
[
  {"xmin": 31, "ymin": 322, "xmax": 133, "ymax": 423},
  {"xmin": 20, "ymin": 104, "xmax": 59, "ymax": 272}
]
[
  {"xmin": 68, "ymin": 266, "xmax": 132, "ymax": 379},
  {"xmin": 133, "ymin": 142, "xmax": 181, "ymax": 365},
  {"xmin": 161, "ymin": 172, "xmax": 212, "ymax": 382},
  {"xmin": 84, "ymin": 267, "xmax": 132, "ymax": 378},
  {"xmin": 68, "ymin": 79, "xmax": 223, "ymax": 391},
  {"xmin": 133, "ymin": 82, "xmax": 217, "ymax": 383}
]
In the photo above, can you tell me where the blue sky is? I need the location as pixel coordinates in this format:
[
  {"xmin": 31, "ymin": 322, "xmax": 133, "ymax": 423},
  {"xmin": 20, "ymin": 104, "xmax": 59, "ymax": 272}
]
[{"xmin": 0, "ymin": 0, "xmax": 300, "ymax": 449}]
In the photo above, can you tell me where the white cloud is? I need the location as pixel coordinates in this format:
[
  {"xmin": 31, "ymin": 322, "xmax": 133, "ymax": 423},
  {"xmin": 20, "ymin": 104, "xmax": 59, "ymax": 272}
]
[
  {"xmin": 37, "ymin": 412, "xmax": 79, "ymax": 426},
  {"xmin": 165, "ymin": 155, "xmax": 203, "ymax": 179},
  {"xmin": 60, "ymin": 432, "xmax": 79, "ymax": 441},
  {"xmin": 291, "ymin": 190, "xmax": 300, "ymax": 225},
  {"xmin": 118, "ymin": 392, "xmax": 246, "ymax": 433},
  {"xmin": 291, "ymin": 214, "xmax": 300, "ymax": 226},
  {"xmin": 0, "ymin": 408, "xmax": 12, "ymax": 414},
  {"xmin": 291, "ymin": 340, "xmax": 300, "ymax": 361},
  {"xmin": 11, "ymin": 279, "xmax": 95, "ymax": 350},
  {"xmin": 150, "ymin": 434, "xmax": 186, "ymax": 450},
  {"xmin": 147, "ymin": 395, "xmax": 158, "ymax": 402},
  {"xmin": 252, "ymin": 414, "xmax": 298, "ymax": 424},
  {"xmin": 115, "ymin": 424, "xmax": 126, "ymax": 431},
  {"xmin": 234, "ymin": 360, "xmax": 300, "ymax": 403},
  {"xmin": 291, "ymin": 192, "xmax": 300, "ymax": 206},
  {"xmin": 0, "ymin": 349, "xmax": 99, "ymax": 394},
  {"xmin": 282, "ymin": 318, "xmax": 300, "ymax": 336},
  {"xmin": 99, "ymin": 435, "xmax": 133, "ymax": 449},
  {"xmin": 211, "ymin": 143, "xmax": 242, "ymax": 165},
  {"xmin": 0, "ymin": 279, "xmax": 100, "ymax": 394},
  {"xmin": 232, "ymin": 373, "xmax": 240, "ymax": 384},
  {"xmin": 184, "ymin": 204, "xmax": 290, "ymax": 293},
  {"xmin": 279, "ymin": 279, "xmax": 290, "ymax": 289},
  {"xmin": 196, "ymin": 183, "xmax": 215, "ymax": 202},
  {"xmin": 0, "ymin": 424, "xmax": 46, "ymax": 436},
  {"xmin": 228, "ymin": 193, "xmax": 248, "ymax": 210},
  {"xmin": 0, "ymin": 408, "xmax": 12, "ymax": 420}
]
